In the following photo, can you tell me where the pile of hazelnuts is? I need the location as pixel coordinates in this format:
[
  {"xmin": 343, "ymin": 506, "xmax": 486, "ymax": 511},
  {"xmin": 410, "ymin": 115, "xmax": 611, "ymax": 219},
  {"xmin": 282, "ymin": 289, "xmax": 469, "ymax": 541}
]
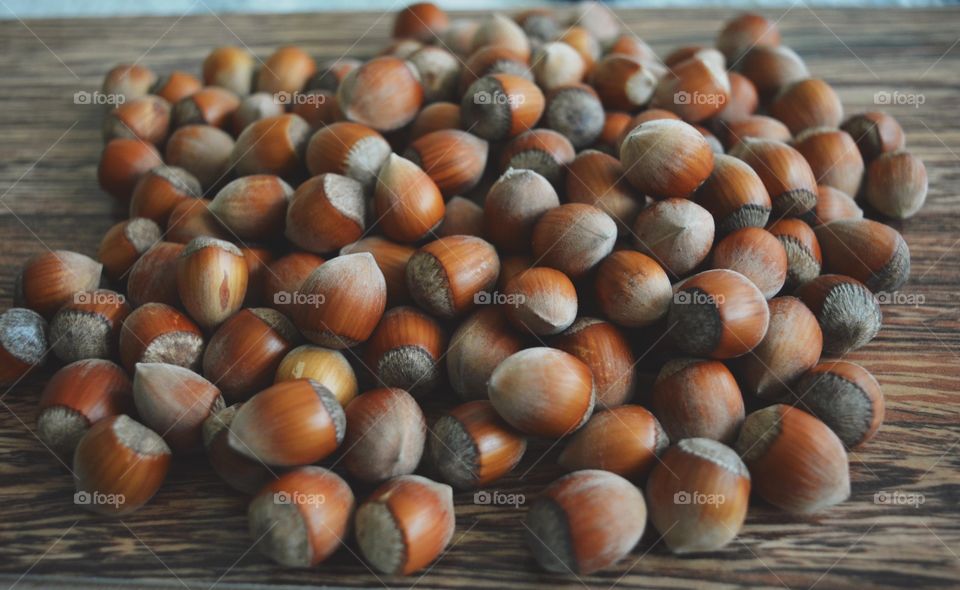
[{"xmin": 0, "ymin": 1, "xmax": 926, "ymax": 577}]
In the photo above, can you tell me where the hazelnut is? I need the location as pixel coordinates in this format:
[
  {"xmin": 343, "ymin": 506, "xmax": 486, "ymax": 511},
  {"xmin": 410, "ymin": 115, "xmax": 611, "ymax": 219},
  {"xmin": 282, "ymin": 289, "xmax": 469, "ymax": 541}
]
[
  {"xmin": 488, "ymin": 347, "xmax": 595, "ymax": 438},
  {"xmin": 355, "ymin": 475, "xmax": 455, "ymax": 575},
  {"xmin": 525, "ymin": 470, "xmax": 646, "ymax": 574},
  {"xmin": 429, "ymin": 400, "xmax": 527, "ymax": 489},
  {"xmin": 609, "ymin": 34, "xmax": 658, "ymax": 63},
  {"xmin": 119, "ymin": 302, "xmax": 204, "ymax": 373},
  {"xmin": 275, "ymin": 344, "xmax": 358, "ymax": 407},
  {"xmin": 792, "ymin": 361, "xmax": 885, "ymax": 448},
  {"xmin": 483, "ymin": 168, "xmax": 560, "ymax": 254},
  {"xmin": 294, "ymin": 252, "xmax": 387, "ymax": 348},
  {"xmin": 409, "ymin": 102, "xmax": 461, "ymax": 140},
  {"xmin": 461, "ymin": 74, "xmax": 545, "ymax": 141},
  {"xmin": 531, "ymin": 203, "xmax": 617, "ymax": 279},
  {"xmin": 408, "ymin": 46, "xmax": 460, "ymax": 103},
  {"xmin": 126, "ymin": 242, "xmax": 185, "ymax": 307},
  {"xmin": 558, "ymin": 26, "xmax": 602, "ymax": 73},
  {"xmin": 248, "ymin": 466, "xmax": 354, "ymax": 567},
  {"xmin": 37, "ymin": 359, "xmax": 131, "ymax": 457},
  {"xmin": 151, "ymin": 70, "xmax": 202, "ymax": 104},
  {"xmin": 210, "ymin": 175, "xmax": 294, "ymax": 242},
  {"xmin": 172, "ymin": 86, "xmax": 240, "ymax": 129},
  {"xmin": 594, "ymin": 111, "xmax": 632, "ymax": 154},
  {"xmin": 239, "ymin": 245, "xmax": 274, "ymax": 307},
  {"xmin": 591, "ymin": 54, "xmax": 658, "ymax": 111},
  {"xmin": 285, "ymin": 173, "xmax": 365, "ymax": 253},
  {"xmin": 652, "ymin": 358, "xmax": 745, "ymax": 443},
  {"xmin": 202, "ymin": 404, "xmax": 275, "ymax": 494},
  {"xmin": 716, "ymin": 12, "xmax": 781, "ymax": 62},
  {"xmin": 230, "ymin": 114, "xmax": 312, "ymax": 181},
  {"xmin": 472, "ymin": 13, "xmax": 531, "ymax": 60},
  {"xmin": 503, "ymin": 267, "xmax": 578, "ymax": 336},
  {"xmin": 133, "ymin": 362, "xmax": 224, "ymax": 453},
  {"xmin": 98, "ymin": 218, "xmax": 162, "ymax": 282},
  {"xmin": 102, "ymin": 95, "xmax": 171, "ymax": 146},
  {"xmin": 769, "ymin": 78, "xmax": 843, "ymax": 134},
  {"xmin": 97, "ymin": 138, "xmax": 164, "ymax": 201},
  {"xmin": 710, "ymin": 227, "xmax": 788, "ymax": 299},
  {"xmin": 393, "ymin": 2, "xmax": 450, "ymax": 42},
  {"xmin": 516, "ymin": 9, "xmax": 558, "ymax": 43},
  {"xmin": 102, "ymin": 63, "xmax": 157, "ymax": 102},
  {"xmin": 552, "ymin": 317, "xmax": 635, "ymax": 408},
  {"xmin": 558, "ymin": 405, "xmax": 668, "ymax": 480},
  {"xmin": 543, "ymin": 83, "xmax": 605, "ymax": 149},
  {"xmin": 167, "ymin": 199, "xmax": 231, "ymax": 244},
  {"xmin": 620, "ymin": 119, "xmax": 715, "ymax": 199},
  {"xmin": 73, "ymin": 415, "xmax": 171, "ymax": 515},
  {"xmin": 668, "ymin": 269, "xmax": 771, "ymax": 359},
  {"xmin": 720, "ymin": 114, "xmax": 791, "ymax": 150},
  {"xmin": 811, "ymin": 184, "xmax": 863, "ymax": 226},
  {"xmin": 814, "ymin": 219, "xmax": 910, "ymax": 292},
  {"xmin": 202, "ymin": 46, "xmax": 255, "ymax": 96},
  {"xmin": 735, "ymin": 45, "xmax": 808, "ymax": 102},
  {"xmin": 0, "ymin": 308, "xmax": 48, "ymax": 386},
  {"xmin": 864, "ymin": 150, "xmax": 928, "ymax": 219},
  {"xmin": 531, "ymin": 42, "xmax": 586, "ymax": 91},
  {"xmin": 338, "ymin": 56, "xmax": 423, "ymax": 132},
  {"xmin": 305, "ymin": 121, "xmax": 392, "ymax": 191},
  {"xmin": 176, "ymin": 237, "xmax": 248, "ymax": 330},
  {"xmin": 437, "ymin": 196, "xmax": 484, "ymax": 238},
  {"xmin": 695, "ymin": 153, "xmax": 771, "ymax": 237},
  {"xmin": 446, "ymin": 307, "xmax": 525, "ymax": 401},
  {"xmin": 715, "ymin": 71, "xmax": 759, "ymax": 123},
  {"xmin": 15, "ymin": 250, "xmax": 102, "ymax": 319},
  {"xmin": 364, "ymin": 306, "xmax": 445, "ymax": 396},
  {"xmin": 595, "ymin": 250, "xmax": 672, "ymax": 327},
  {"xmin": 340, "ymin": 237, "xmax": 415, "ymax": 305},
  {"xmin": 256, "ymin": 45, "xmax": 317, "ymax": 95},
  {"xmin": 730, "ymin": 138, "xmax": 818, "ymax": 218},
  {"xmin": 646, "ymin": 438, "xmax": 750, "ymax": 553},
  {"xmin": 458, "ymin": 46, "xmax": 531, "ymax": 96},
  {"xmin": 500, "ymin": 129, "xmax": 575, "ymax": 188},
  {"xmin": 840, "ymin": 111, "xmax": 905, "ymax": 162},
  {"xmin": 406, "ymin": 235, "xmax": 500, "ymax": 319},
  {"xmin": 442, "ymin": 19, "xmax": 481, "ymax": 57},
  {"xmin": 631, "ymin": 198, "xmax": 715, "ymax": 277},
  {"xmin": 565, "ymin": 149, "xmax": 643, "ymax": 234},
  {"xmin": 203, "ymin": 308, "xmax": 300, "ymax": 402},
  {"xmin": 792, "ymin": 128, "xmax": 865, "ymax": 197},
  {"xmin": 341, "ymin": 387, "xmax": 427, "ymax": 483},
  {"xmin": 232, "ymin": 92, "xmax": 286, "ymax": 134},
  {"xmin": 403, "ymin": 129, "xmax": 489, "ymax": 198},
  {"xmin": 795, "ymin": 274, "xmax": 882, "ymax": 355},
  {"xmin": 652, "ymin": 50, "xmax": 731, "ymax": 122},
  {"xmin": 373, "ymin": 154, "xmax": 446, "ymax": 243},
  {"xmin": 165, "ymin": 124, "xmax": 235, "ymax": 191},
  {"xmin": 228, "ymin": 379, "xmax": 345, "ymax": 467},
  {"xmin": 736, "ymin": 296, "xmax": 823, "ymax": 399},
  {"xmin": 129, "ymin": 166, "xmax": 202, "ymax": 227},
  {"xmin": 49, "ymin": 289, "xmax": 131, "ymax": 362},
  {"xmin": 735, "ymin": 404, "xmax": 850, "ymax": 513},
  {"xmin": 767, "ymin": 218, "xmax": 822, "ymax": 289},
  {"xmin": 262, "ymin": 252, "xmax": 324, "ymax": 315}
]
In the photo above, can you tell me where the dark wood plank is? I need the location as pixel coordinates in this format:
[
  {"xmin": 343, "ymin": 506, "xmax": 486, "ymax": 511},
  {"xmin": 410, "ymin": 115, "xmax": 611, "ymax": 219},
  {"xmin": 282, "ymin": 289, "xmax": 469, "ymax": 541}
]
[{"xmin": 0, "ymin": 7, "xmax": 959, "ymax": 590}]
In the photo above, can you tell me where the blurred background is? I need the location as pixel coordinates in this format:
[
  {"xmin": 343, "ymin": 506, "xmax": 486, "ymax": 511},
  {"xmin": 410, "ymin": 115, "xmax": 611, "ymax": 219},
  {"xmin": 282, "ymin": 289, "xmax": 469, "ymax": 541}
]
[{"xmin": 2, "ymin": 0, "xmax": 951, "ymax": 19}]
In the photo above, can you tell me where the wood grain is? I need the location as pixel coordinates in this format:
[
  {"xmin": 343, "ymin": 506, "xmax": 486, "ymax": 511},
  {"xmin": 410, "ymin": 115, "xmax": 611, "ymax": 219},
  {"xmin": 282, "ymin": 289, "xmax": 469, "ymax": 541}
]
[{"xmin": 1, "ymin": 7, "xmax": 959, "ymax": 590}]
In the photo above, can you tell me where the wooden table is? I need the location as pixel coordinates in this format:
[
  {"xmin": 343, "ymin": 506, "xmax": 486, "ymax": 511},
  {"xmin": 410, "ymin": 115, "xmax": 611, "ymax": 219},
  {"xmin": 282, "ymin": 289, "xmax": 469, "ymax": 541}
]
[{"xmin": 1, "ymin": 6, "xmax": 958, "ymax": 589}]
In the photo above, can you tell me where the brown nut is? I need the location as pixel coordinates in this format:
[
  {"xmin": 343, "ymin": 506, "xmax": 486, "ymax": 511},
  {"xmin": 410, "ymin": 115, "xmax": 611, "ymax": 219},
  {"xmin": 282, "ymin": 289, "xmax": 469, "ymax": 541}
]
[
  {"xmin": 651, "ymin": 359, "xmax": 744, "ymax": 443},
  {"xmin": 49, "ymin": 289, "xmax": 131, "ymax": 362},
  {"xmin": 406, "ymin": 235, "xmax": 500, "ymax": 319},
  {"xmin": 794, "ymin": 274, "xmax": 882, "ymax": 355},
  {"xmin": 341, "ymin": 387, "xmax": 427, "ymax": 483},
  {"xmin": 531, "ymin": 203, "xmax": 617, "ymax": 279},
  {"xmin": 446, "ymin": 307, "xmax": 525, "ymax": 401},
  {"xmin": 631, "ymin": 198, "xmax": 715, "ymax": 277},
  {"xmin": 119, "ymin": 302, "xmax": 204, "ymax": 373},
  {"xmin": 176, "ymin": 237, "xmax": 248, "ymax": 330},
  {"xmin": 791, "ymin": 361, "xmax": 885, "ymax": 448},
  {"xmin": 0, "ymin": 308, "xmax": 48, "ymax": 386},
  {"xmin": 558, "ymin": 405, "xmax": 668, "ymax": 480},
  {"xmin": 15, "ymin": 250, "xmax": 103, "ymax": 319},
  {"xmin": 814, "ymin": 219, "xmax": 910, "ymax": 292},
  {"xmin": 133, "ymin": 362, "xmax": 225, "ymax": 453},
  {"xmin": 620, "ymin": 119, "xmax": 715, "ymax": 199},
  {"xmin": 709, "ymin": 227, "xmax": 787, "ymax": 299}
]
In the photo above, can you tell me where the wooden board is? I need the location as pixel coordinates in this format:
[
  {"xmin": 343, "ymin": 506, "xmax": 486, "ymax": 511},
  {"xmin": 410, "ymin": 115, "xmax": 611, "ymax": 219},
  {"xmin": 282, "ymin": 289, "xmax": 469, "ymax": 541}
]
[{"xmin": 1, "ymin": 6, "xmax": 959, "ymax": 589}]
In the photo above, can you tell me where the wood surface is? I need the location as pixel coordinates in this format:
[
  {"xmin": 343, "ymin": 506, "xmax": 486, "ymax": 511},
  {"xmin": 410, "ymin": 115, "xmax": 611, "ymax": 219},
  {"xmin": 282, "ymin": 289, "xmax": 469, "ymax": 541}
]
[{"xmin": 0, "ymin": 6, "xmax": 959, "ymax": 590}]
